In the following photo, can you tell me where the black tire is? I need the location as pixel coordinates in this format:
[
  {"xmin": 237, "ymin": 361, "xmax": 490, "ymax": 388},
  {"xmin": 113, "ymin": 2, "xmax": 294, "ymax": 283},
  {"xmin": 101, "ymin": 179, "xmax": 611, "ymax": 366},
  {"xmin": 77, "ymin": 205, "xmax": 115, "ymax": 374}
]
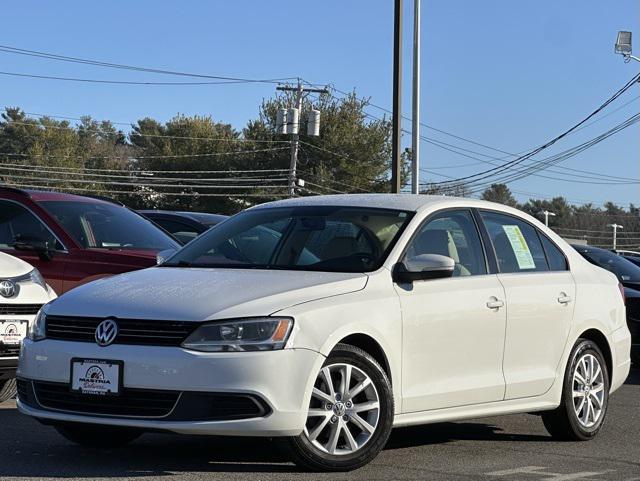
[
  {"xmin": 280, "ymin": 343, "xmax": 394, "ymax": 472},
  {"xmin": 54, "ymin": 422, "xmax": 142, "ymax": 448},
  {"xmin": 0, "ymin": 378, "xmax": 17, "ymax": 403},
  {"xmin": 541, "ymin": 339, "xmax": 610, "ymax": 441}
]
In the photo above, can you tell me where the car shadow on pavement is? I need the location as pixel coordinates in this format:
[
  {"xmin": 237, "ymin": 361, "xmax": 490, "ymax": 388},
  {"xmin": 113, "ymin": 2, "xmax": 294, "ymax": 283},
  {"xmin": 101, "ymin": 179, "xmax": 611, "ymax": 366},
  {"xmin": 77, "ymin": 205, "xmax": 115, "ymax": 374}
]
[
  {"xmin": 625, "ymin": 366, "xmax": 640, "ymax": 385},
  {"xmin": 386, "ymin": 421, "xmax": 550, "ymax": 450},
  {"xmin": 0, "ymin": 407, "xmax": 553, "ymax": 477}
]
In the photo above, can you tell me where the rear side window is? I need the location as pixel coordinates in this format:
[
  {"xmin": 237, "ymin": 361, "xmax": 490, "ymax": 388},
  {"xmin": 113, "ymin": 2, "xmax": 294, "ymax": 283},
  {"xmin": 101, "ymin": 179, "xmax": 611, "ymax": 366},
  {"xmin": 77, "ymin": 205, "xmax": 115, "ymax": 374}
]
[
  {"xmin": 480, "ymin": 211, "xmax": 548, "ymax": 273},
  {"xmin": 540, "ymin": 235, "xmax": 568, "ymax": 271}
]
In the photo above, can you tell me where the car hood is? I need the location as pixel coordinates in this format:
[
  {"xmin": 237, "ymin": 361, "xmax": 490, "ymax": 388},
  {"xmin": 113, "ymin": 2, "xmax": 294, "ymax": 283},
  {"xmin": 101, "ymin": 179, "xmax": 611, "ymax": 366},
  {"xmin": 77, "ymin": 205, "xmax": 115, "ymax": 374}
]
[
  {"xmin": 47, "ymin": 267, "xmax": 368, "ymax": 321},
  {"xmin": 0, "ymin": 252, "xmax": 34, "ymax": 278}
]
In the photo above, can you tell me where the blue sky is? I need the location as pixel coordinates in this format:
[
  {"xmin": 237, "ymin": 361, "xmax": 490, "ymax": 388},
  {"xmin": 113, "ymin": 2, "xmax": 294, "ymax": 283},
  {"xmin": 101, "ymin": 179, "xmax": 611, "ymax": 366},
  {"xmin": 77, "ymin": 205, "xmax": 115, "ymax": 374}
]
[{"xmin": 0, "ymin": 0, "xmax": 638, "ymax": 206}]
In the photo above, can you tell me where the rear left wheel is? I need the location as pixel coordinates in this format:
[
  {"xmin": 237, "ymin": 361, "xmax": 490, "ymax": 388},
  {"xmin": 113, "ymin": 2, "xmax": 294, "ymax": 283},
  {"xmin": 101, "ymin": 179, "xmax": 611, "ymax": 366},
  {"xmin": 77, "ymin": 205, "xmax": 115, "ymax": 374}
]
[
  {"xmin": 542, "ymin": 339, "xmax": 609, "ymax": 440},
  {"xmin": 280, "ymin": 343, "xmax": 394, "ymax": 471}
]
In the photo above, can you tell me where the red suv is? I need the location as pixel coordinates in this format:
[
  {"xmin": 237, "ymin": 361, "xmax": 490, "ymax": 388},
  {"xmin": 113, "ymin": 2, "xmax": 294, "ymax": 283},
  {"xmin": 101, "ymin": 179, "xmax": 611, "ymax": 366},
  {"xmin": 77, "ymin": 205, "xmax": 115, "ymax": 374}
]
[{"xmin": 0, "ymin": 188, "xmax": 180, "ymax": 294}]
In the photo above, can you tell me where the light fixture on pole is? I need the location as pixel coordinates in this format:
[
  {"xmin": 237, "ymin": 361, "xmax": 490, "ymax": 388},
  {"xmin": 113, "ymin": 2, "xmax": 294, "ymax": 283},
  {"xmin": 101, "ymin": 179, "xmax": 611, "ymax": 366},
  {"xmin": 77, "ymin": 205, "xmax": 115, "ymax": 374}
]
[
  {"xmin": 615, "ymin": 31, "xmax": 640, "ymax": 63},
  {"xmin": 607, "ymin": 223, "xmax": 623, "ymax": 250},
  {"xmin": 542, "ymin": 210, "xmax": 556, "ymax": 227}
]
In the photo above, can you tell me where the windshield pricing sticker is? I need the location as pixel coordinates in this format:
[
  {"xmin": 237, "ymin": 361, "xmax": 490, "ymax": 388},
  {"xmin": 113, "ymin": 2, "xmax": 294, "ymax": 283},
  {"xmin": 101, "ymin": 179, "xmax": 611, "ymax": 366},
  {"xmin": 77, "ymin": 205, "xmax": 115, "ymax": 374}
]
[
  {"xmin": 0, "ymin": 320, "xmax": 27, "ymax": 345},
  {"xmin": 502, "ymin": 225, "xmax": 536, "ymax": 270}
]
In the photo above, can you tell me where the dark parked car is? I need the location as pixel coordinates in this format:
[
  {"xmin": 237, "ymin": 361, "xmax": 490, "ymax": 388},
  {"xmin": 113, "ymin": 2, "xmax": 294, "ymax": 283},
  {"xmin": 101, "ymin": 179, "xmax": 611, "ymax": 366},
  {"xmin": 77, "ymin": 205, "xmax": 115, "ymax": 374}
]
[
  {"xmin": 0, "ymin": 188, "xmax": 180, "ymax": 294},
  {"xmin": 139, "ymin": 210, "xmax": 228, "ymax": 244},
  {"xmin": 573, "ymin": 244, "xmax": 640, "ymax": 360},
  {"xmin": 622, "ymin": 255, "xmax": 640, "ymax": 268}
]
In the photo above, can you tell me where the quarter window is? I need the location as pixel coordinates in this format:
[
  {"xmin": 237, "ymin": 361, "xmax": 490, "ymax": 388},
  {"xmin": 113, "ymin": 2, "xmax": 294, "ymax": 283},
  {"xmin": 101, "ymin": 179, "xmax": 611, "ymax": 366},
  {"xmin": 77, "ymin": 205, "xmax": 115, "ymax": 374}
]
[
  {"xmin": 405, "ymin": 210, "xmax": 487, "ymax": 276},
  {"xmin": 540, "ymin": 235, "xmax": 568, "ymax": 271},
  {"xmin": 480, "ymin": 211, "xmax": 548, "ymax": 273}
]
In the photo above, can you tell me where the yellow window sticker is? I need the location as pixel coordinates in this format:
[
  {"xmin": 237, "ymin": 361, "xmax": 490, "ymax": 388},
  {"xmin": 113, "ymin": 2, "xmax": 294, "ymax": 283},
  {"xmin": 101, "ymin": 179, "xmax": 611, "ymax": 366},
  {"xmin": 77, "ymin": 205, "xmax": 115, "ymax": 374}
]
[{"xmin": 502, "ymin": 225, "xmax": 536, "ymax": 270}]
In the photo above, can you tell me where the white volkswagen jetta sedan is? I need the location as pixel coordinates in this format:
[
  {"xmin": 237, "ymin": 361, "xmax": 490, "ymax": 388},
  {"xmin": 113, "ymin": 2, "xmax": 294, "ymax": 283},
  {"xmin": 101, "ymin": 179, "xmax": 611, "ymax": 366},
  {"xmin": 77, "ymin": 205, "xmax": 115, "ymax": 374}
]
[
  {"xmin": 0, "ymin": 252, "xmax": 56, "ymax": 402},
  {"xmin": 17, "ymin": 195, "xmax": 630, "ymax": 471}
]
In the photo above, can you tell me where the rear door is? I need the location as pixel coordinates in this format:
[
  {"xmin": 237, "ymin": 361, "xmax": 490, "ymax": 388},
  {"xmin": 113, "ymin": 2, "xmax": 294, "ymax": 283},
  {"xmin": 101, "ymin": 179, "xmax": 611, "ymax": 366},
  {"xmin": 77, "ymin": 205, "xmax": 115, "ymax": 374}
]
[
  {"xmin": 479, "ymin": 210, "xmax": 575, "ymax": 399},
  {"xmin": 0, "ymin": 199, "xmax": 67, "ymax": 294}
]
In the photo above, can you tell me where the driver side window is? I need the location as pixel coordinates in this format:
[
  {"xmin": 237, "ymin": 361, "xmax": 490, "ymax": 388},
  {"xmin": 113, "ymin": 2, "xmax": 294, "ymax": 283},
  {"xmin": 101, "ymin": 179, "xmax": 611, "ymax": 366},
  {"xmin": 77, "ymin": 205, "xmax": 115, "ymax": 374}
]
[
  {"xmin": 405, "ymin": 210, "xmax": 487, "ymax": 277},
  {"xmin": 0, "ymin": 200, "xmax": 60, "ymax": 250}
]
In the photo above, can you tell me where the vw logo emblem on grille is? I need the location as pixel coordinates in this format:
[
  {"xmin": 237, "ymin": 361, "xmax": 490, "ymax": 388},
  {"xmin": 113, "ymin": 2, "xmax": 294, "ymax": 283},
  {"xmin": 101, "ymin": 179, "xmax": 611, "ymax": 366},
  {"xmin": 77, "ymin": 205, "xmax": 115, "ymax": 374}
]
[
  {"xmin": 0, "ymin": 280, "xmax": 16, "ymax": 298},
  {"xmin": 95, "ymin": 319, "xmax": 118, "ymax": 347}
]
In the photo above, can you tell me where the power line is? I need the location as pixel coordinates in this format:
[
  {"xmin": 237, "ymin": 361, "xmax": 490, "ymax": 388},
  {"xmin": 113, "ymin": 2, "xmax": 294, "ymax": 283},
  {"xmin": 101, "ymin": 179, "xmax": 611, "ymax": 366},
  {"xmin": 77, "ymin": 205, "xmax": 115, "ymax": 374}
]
[
  {"xmin": 0, "ymin": 44, "xmax": 295, "ymax": 84},
  {"xmin": 429, "ymin": 72, "xmax": 640, "ymax": 187},
  {"xmin": 0, "ymin": 70, "xmax": 275, "ymax": 86}
]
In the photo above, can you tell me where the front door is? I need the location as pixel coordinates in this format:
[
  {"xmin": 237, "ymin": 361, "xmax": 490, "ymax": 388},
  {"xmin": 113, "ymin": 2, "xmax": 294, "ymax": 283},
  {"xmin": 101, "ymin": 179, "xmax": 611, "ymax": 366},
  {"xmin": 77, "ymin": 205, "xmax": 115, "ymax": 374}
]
[
  {"xmin": 0, "ymin": 199, "xmax": 67, "ymax": 294},
  {"xmin": 479, "ymin": 210, "xmax": 575, "ymax": 399},
  {"xmin": 395, "ymin": 209, "xmax": 507, "ymax": 412}
]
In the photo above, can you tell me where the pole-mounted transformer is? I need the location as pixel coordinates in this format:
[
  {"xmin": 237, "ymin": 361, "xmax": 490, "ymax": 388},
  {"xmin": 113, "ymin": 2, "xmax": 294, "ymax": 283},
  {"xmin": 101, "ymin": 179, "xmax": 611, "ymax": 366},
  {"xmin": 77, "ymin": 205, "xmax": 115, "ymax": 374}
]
[
  {"xmin": 307, "ymin": 109, "xmax": 321, "ymax": 137},
  {"xmin": 276, "ymin": 81, "xmax": 329, "ymax": 196},
  {"xmin": 275, "ymin": 109, "xmax": 288, "ymax": 134}
]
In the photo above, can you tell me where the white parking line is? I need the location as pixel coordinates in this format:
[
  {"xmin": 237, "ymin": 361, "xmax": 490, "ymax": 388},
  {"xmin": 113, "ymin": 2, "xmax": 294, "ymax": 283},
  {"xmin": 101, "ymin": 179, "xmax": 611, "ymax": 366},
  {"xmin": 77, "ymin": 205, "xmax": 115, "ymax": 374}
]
[{"xmin": 487, "ymin": 466, "xmax": 613, "ymax": 480}]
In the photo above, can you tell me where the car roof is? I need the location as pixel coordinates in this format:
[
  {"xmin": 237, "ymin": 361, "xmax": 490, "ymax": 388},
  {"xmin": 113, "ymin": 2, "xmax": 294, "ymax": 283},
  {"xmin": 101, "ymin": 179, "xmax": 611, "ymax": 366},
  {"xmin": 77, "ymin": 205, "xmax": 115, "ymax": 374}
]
[
  {"xmin": 0, "ymin": 187, "xmax": 117, "ymax": 205},
  {"xmin": 254, "ymin": 194, "xmax": 511, "ymax": 213},
  {"xmin": 139, "ymin": 210, "xmax": 228, "ymax": 225}
]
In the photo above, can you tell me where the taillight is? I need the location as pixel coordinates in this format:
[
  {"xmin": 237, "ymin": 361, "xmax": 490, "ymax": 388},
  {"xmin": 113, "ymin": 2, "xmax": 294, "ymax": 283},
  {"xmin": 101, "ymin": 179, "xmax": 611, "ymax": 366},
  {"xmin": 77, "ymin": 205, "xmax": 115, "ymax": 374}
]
[{"xmin": 618, "ymin": 283, "xmax": 626, "ymax": 304}]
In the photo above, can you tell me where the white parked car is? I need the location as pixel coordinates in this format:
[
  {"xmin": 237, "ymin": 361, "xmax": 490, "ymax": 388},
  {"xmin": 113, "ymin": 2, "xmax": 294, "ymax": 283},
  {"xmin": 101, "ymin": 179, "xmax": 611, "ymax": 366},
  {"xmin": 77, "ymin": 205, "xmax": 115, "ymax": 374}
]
[
  {"xmin": 17, "ymin": 195, "xmax": 631, "ymax": 471},
  {"xmin": 0, "ymin": 252, "xmax": 56, "ymax": 402}
]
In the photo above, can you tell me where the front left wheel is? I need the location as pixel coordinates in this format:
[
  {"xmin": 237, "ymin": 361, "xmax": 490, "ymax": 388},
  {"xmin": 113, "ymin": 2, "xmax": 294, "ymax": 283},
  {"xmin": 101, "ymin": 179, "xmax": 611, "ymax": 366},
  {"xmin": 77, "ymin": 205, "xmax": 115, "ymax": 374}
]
[{"xmin": 280, "ymin": 343, "xmax": 394, "ymax": 472}]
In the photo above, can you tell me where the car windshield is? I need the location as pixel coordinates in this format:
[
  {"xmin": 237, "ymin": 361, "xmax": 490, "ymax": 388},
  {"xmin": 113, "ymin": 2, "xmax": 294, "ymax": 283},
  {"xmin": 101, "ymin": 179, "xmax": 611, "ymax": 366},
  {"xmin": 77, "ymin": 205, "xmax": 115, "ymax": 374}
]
[
  {"xmin": 40, "ymin": 201, "xmax": 179, "ymax": 251},
  {"xmin": 579, "ymin": 248, "xmax": 640, "ymax": 282},
  {"xmin": 162, "ymin": 206, "xmax": 413, "ymax": 273}
]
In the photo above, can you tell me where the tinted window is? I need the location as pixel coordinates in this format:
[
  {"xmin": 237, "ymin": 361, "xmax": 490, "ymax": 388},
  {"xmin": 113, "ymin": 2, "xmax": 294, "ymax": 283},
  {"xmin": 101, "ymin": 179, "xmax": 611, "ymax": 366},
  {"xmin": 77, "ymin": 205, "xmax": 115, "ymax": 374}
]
[
  {"xmin": 0, "ymin": 200, "xmax": 62, "ymax": 250},
  {"xmin": 577, "ymin": 247, "xmax": 640, "ymax": 282},
  {"xmin": 154, "ymin": 219, "xmax": 200, "ymax": 244},
  {"xmin": 541, "ymin": 235, "xmax": 568, "ymax": 271},
  {"xmin": 163, "ymin": 207, "xmax": 412, "ymax": 273},
  {"xmin": 481, "ymin": 211, "xmax": 548, "ymax": 273},
  {"xmin": 39, "ymin": 201, "xmax": 178, "ymax": 251},
  {"xmin": 405, "ymin": 210, "xmax": 487, "ymax": 276}
]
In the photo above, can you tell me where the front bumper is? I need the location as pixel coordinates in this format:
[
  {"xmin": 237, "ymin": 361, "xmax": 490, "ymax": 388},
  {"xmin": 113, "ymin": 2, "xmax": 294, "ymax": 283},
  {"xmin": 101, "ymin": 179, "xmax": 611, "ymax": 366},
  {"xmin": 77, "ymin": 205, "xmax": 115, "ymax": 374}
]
[{"xmin": 17, "ymin": 339, "xmax": 325, "ymax": 436}]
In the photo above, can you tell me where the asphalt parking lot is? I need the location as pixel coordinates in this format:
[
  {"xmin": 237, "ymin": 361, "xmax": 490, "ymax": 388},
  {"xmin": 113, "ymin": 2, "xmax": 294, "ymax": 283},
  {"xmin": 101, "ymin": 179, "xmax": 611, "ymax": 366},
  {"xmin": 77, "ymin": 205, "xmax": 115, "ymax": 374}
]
[{"xmin": 1, "ymin": 368, "xmax": 638, "ymax": 481}]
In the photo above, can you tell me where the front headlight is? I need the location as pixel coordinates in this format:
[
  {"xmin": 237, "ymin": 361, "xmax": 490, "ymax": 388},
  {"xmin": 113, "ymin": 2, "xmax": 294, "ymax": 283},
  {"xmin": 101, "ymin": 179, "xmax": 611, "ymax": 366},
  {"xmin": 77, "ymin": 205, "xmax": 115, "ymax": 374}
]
[
  {"xmin": 181, "ymin": 317, "xmax": 293, "ymax": 352},
  {"xmin": 28, "ymin": 306, "xmax": 47, "ymax": 341}
]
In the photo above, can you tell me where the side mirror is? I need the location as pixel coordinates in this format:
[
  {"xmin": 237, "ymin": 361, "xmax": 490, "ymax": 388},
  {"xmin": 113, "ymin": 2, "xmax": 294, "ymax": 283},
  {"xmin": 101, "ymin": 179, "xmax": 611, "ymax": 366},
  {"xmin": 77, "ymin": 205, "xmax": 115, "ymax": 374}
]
[
  {"xmin": 12, "ymin": 235, "xmax": 53, "ymax": 261},
  {"xmin": 392, "ymin": 254, "xmax": 455, "ymax": 283},
  {"xmin": 156, "ymin": 248, "xmax": 178, "ymax": 265}
]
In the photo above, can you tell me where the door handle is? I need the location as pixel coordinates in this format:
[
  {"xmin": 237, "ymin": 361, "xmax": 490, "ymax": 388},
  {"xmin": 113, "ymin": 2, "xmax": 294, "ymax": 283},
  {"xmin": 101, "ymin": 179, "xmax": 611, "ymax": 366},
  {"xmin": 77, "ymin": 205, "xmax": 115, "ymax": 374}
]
[
  {"xmin": 486, "ymin": 298, "xmax": 504, "ymax": 309},
  {"xmin": 558, "ymin": 294, "xmax": 572, "ymax": 305}
]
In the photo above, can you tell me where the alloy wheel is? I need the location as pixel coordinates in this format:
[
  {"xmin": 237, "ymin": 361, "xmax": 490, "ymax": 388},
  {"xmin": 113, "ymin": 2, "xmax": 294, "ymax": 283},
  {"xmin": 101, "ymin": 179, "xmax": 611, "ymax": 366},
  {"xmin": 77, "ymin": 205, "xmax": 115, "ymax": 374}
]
[
  {"xmin": 572, "ymin": 353, "xmax": 605, "ymax": 428},
  {"xmin": 304, "ymin": 363, "xmax": 380, "ymax": 456}
]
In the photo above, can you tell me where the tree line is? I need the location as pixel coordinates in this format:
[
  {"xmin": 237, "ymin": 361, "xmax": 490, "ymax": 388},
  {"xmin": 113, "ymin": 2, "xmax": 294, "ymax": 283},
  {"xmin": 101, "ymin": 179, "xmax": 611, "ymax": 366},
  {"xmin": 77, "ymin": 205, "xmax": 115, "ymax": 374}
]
[{"xmin": 0, "ymin": 91, "xmax": 637, "ymax": 249}]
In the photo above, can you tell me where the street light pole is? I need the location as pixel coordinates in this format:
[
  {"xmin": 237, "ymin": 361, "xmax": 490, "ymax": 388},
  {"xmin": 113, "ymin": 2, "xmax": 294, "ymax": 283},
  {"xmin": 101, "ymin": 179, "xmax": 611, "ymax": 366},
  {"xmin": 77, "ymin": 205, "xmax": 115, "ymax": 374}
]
[
  {"xmin": 411, "ymin": 0, "xmax": 421, "ymax": 194},
  {"xmin": 615, "ymin": 31, "xmax": 640, "ymax": 63},
  {"xmin": 608, "ymin": 223, "xmax": 623, "ymax": 250},
  {"xmin": 391, "ymin": 0, "xmax": 403, "ymax": 193},
  {"xmin": 542, "ymin": 210, "xmax": 556, "ymax": 227}
]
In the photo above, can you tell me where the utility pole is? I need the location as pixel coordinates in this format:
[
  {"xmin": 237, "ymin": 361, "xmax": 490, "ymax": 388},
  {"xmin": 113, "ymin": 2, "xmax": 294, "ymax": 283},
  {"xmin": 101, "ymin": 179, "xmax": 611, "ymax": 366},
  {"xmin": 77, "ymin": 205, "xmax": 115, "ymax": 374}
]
[
  {"xmin": 542, "ymin": 210, "xmax": 556, "ymax": 227},
  {"xmin": 608, "ymin": 223, "xmax": 623, "ymax": 250},
  {"xmin": 411, "ymin": 0, "xmax": 421, "ymax": 194},
  {"xmin": 276, "ymin": 80, "xmax": 328, "ymax": 196},
  {"xmin": 391, "ymin": 0, "xmax": 403, "ymax": 193}
]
